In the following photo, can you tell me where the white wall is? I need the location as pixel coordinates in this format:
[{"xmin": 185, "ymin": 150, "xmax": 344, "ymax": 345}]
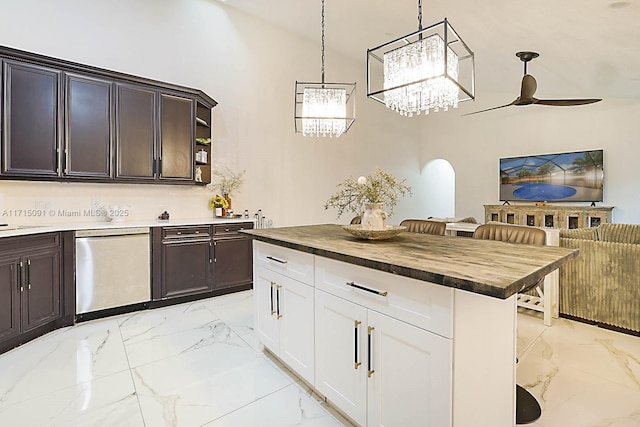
[
  {"xmin": 420, "ymin": 92, "xmax": 640, "ymax": 224},
  {"xmin": 0, "ymin": 0, "xmax": 425, "ymax": 226},
  {"xmin": 3, "ymin": 0, "xmax": 635, "ymax": 227}
]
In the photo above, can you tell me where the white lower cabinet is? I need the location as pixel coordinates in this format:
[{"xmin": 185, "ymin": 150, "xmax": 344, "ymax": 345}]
[
  {"xmin": 254, "ymin": 265, "xmax": 315, "ymax": 384},
  {"xmin": 315, "ymin": 288, "xmax": 452, "ymax": 427},
  {"xmin": 315, "ymin": 289, "xmax": 368, "ymax": 425}
]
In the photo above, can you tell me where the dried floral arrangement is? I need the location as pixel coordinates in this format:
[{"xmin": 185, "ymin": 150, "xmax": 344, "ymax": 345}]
[
  {"xmin": 206, "ymin": 167, "xmax": 246, "ymax": 196},
  {"xmin": 324, "ymin": 168, "xmax": 412, "ymax": 218}
]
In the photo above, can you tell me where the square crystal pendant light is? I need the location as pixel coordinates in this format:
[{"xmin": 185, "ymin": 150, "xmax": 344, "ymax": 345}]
[
  {"xmin": 367, "ymin": 18, "xmax": 474, "ymax": 117},
  {"xmin": 295, "ymin": 82, "xmax": 355, "ymax": 137},
  {"xmin": 294, "ymin": 0, "xmax": 355, "ymax": 137}
]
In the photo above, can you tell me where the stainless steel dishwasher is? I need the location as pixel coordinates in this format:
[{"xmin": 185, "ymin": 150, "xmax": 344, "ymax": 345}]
[{"xmin": 75, "ymin": 227, "xmax": 151, "ymax": 318}]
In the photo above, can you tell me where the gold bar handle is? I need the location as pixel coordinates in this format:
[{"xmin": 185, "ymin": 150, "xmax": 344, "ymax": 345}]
[
  {"xmin": 270, "ymin": 281, "xmax": 276, "ymax": 315},
  {"xmin": 354, "ymin": 320, "xmax": 362, "ymax": 370},
  {"xmin": 367, "ymin": 326, "xmax": 375, "ymax": 378},
  {"xmin": 276, "ymin": 285, "xmax": 283, "ymax": 319}
]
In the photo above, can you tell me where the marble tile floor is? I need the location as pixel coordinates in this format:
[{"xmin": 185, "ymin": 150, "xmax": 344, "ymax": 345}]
[{"xmin": 0, "ymin": 290, "xmax": 637, "ymax": 427}]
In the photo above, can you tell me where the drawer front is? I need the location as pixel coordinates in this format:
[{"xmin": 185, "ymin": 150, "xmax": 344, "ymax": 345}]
[
  {"xmin": 315, "ymin": 256, "xmax": 453, "ymax": 338},
  {"xmin": 254, "ymin": 241, "xmax": 314, "ymax": 285},
  {"xmin": 162, "ymin": 226, "xmax": 211, "ymax": 240},
  {"xmin": 214, "ymin": 222, "xmax": 253, "ymax": 238}
]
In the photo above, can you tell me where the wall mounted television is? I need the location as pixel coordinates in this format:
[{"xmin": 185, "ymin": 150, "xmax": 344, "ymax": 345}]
[{"xmin": 500, "ymin": 149, "xmax": 604, "ymax": 202}]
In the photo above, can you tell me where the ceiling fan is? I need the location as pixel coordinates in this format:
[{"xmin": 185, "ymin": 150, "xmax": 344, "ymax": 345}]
[{"xmin": 464, "ymin": 51, "xmax": 602, "ymax": 116}]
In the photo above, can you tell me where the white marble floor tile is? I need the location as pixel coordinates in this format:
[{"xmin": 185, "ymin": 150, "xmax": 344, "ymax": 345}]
[
  {"xmin": 0, "ymin": 370, "xmax": 144, "ymax": 427},
  {"xmin": 0, "ymin": 317, "xmax": 129, "ymax": 408},
  {"xmin": 119, "ymin": 301, "xmax": 236, "ymax": 368},
  {"xmin": 132, "ymin": 336, "xmax": 293, "ymax": 426},
  {"xmin": 204, "ymin": 381, "xmax": 353, "ymax": 427},
  {"xmin": 2, "ymin": 292, "xmax": 638, "ymax": 427},
  {"xmin": 523, "ymin": 366, "xmax": 640, "ymax": 427},
  {"xmin": 202, "ymin": 290, "xmax": 254, "ymax": 337},
  {"xmin": 518, "ymin": 317, "xmax": 640, "ymax": 393}
]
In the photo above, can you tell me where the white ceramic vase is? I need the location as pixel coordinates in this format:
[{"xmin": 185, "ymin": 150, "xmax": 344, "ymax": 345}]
[
  {"xmin": 215, "ymin": 207, "xmax": 223, "ymax": 217},
  {"xmin": 361, "ymin": 202, "xmax": 388, "ymax": 230}
]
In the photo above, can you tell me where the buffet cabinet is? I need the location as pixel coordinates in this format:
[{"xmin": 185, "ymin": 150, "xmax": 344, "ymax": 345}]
[
  {"xmin": 0, "ymin": 45, "xmax": 216, "ymax": 185},
  {"xmin": 484, "ymin": 204, "xmax": 614, "ymax": 229},
  {"xmin": 152, "ymin": 222, "xmax": 253, "ymax": 303}
]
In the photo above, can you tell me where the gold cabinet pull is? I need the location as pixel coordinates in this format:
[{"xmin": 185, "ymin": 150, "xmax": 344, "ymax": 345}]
[
  {"xmin": 367, "ymin": 326, "xmax": 375, "ymax": 378},
  {"xmin": 354, "ymin": 320, "xmax": 362, "ymax": 369},
  {"xmin": 345, "ymin": 281, "xmax": 388, "ymax": 297}
]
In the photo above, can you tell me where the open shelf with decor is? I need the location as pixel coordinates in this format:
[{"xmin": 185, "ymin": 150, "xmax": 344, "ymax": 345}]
[{"xmin": 194, "ymin": 102, "xmax": 212, "ymax": 185}]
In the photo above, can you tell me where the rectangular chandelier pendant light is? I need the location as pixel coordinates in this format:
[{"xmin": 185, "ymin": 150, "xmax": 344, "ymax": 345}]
[
  {"xmin": 367, "ymin": 17, "xmax": 475, "ymax": 117},
  {"xmin": 294, "ymin": 0, "xmax": 356, "ymax": 137},
  {"xmin": 295, "ymin": 82, "xmax": 355, "ymax": 137}
]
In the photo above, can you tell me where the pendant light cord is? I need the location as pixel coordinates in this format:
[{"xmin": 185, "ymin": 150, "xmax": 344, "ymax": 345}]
[
  {"xmin": 417, "ymin": 0, "xmax": 422, "ymax": 31},
  {"xmin": 321, "ymin": 0, "xmax": 326, "ymax": 84}
]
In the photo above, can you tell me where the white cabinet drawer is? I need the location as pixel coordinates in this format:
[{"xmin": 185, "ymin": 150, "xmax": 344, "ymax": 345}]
[
  {"xmin": 315, "ymin": 256, "xmax": 453, "ymax": 338},
  {"xmin": 254, "ymin": 241, "xmax": 314, "ymax": 285}
]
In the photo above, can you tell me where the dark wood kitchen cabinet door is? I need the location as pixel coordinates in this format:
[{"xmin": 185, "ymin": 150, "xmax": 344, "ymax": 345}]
[
  {"xmin": 159, "ymin": 93, "xmax": 194, "ymax": 181},
  {"xmin": 0, "ymin": 254, "xmax": 21, "ymax": 343},
  {"xmin": 1, "ymin": 60, "xmax": 61, "ymax": 177},
  {"xmin": 213, "ymin": 238, "xmax": 253, "ymax": 290},
  {"xmin": 21, "ymin": 246, "xmax": 61, "ymax": 333},
  {"xmin": 64, "ymin": 73, "xmax": 112, "ymax": 178},
  {"xmin": 115, "ymin": 83, "xmax": 156, "ymax": 180},
  {"xmin": 161, "ymin": 239, "xmax": 212, "ymax": 298}
]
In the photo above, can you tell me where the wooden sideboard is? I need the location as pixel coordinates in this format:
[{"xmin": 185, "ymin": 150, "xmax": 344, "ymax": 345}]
[{"xmin": 484, "ymin": 205, "xmax": 614, "ymax": 229}]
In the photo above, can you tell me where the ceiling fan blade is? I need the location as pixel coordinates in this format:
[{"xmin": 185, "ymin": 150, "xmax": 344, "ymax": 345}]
[
  {"xmin": 534, "ymin": 98, "xmax": 602, "ymax": 106},
  {"xmin": 462, "ymin": 101, "xmax": 516, "ymax": 116}
]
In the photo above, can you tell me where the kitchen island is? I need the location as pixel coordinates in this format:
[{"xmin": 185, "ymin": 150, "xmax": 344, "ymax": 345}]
[{"xmin": 243, "ymin": 224, "xmax": 578, "ymax": 427}]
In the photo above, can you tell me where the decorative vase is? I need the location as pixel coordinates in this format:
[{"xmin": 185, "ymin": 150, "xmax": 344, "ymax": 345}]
[
  {"xmin": 215, "ymin": 207, "xmax": 223, "ymax": 217},
  {"xmin": 224, "ymin": 193, "xmax": 232, "ymax": 210},
  {"xmin": 360, "ymin": 202, "xmax": 388, "ymax": 230}
]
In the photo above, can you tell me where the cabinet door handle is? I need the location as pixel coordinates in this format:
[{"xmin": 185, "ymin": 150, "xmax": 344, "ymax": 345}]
[
  {"xmin": 276, "ymin": 285, "xmax": 283, "ymax": 319},
  {"xmin": 266, "ymin": 256, "xmax": 288, "ymax": 265},
  {"xmin": 367, "ymin": 326, "xmax": 375, "ymax": 378},
  {"xmin": 270, "ymin": 281, "xmax": 276, "ymax": 315},
  {"xmin": 354, "ymin": 320, "xmax": 362, "ymax": 370},
  {"xmin": 346, "ymin": 281, "xmax": 388, "ymax": 297},
  {"xmin": 18, "ymin": 261, "xmax": 23, "ymax": 292},
  {"xmin": 27, "ymin": 259, "xmax": 31, "ymax": 290}
]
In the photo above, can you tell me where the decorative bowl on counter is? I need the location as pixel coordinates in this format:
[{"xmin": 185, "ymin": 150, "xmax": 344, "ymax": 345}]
[{"xmin": 341, "ymin": 225, "xmax": 407, "ymax": 240}]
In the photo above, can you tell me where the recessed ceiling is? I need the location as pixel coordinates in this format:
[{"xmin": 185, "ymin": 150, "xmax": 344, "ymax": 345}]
[{"xmin": 223, "ymin": 0, "xmax": 640, "ymax": 105}]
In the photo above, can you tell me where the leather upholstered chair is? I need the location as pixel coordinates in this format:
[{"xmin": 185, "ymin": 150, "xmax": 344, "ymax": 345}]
[
  {"xmin": 399, "ymin": 219, "xmax": 447, "ymax": 236},
  {"xmin": 472, "ymin": 222, "xmax": 546, "ymax": 424}
]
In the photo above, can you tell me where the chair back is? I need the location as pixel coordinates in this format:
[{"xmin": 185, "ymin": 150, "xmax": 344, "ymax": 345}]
[
  {"xmin": 473, "ymin": 223, "xmax": 546, "ymax": 246},
  {"xmin": 399, "ymin": 219, "xmax": 447, "ymax": 236}
]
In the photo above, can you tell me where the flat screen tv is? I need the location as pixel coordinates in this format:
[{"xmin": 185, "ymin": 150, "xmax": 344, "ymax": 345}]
[{"xmin": 500, "ymin": 149, "xmax": 604, "ymax": 202}]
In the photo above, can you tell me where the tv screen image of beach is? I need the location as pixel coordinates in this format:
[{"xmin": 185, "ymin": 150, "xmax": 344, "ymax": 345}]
[{"xmin": 500, "ymin": 150, "xmax": 604, "ymax": 202}]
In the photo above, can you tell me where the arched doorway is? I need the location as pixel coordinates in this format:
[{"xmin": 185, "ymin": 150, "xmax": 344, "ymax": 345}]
[{"xmin": 422, "ymin": 159, "xmax": 455, "ymax": 218}]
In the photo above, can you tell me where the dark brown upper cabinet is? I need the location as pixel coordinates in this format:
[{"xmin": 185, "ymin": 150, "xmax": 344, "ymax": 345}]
[
  {"xmin": 0, "ymin": 45, "xmax": 216, "ymax": 185},
  {"xmin": 64, "ymin": 73, "xmax": 112, "ymax": 179},
  {"xmin": 159, "ymin": 93, "xmax": 194, "ymax": 181},
  {"xmin": 1, "ymin": 60, "xmax": 61, "ymax": 177},
  {"xmin": 115, "ymin": 83, "xmax": 157, "ymax": 180}
]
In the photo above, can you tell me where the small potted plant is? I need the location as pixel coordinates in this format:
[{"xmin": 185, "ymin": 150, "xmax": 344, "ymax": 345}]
[
  {"xmin": 324, "ymin": 168, "xmax": 412, "ymax": 230},
  {"xmin": 209, "ymin": 195, "xmax": 229, "ymax": 217}
]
